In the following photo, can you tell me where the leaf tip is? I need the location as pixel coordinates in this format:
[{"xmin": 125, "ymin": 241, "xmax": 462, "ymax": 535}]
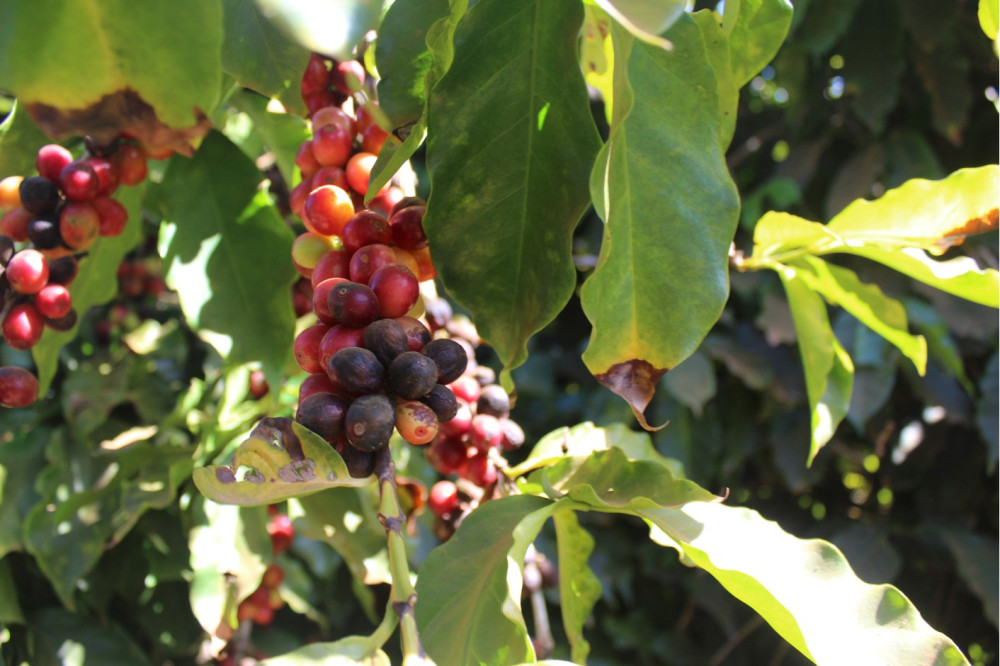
[{"xmin": 595, "ymin": 360, "xmax": 669, "ymax": 431}]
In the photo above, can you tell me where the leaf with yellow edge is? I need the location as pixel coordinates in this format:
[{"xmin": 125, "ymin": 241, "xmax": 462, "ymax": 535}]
[
  {"xmin": 193, "ymin": 418, "xmax": 374, "ymax": 506},
  {"xmin": 826, "ymin": 165, "xmax": 999, "ymax": 255}
]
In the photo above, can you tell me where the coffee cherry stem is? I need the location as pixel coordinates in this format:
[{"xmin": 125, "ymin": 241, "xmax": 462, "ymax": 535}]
[{"xmin": 374, "ymin": 446, "xmax": 429, "ymax": 662}]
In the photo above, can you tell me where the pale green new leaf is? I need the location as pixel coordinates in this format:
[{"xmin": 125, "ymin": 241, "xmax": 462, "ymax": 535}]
[
  {"xmin": 416, "ymin": 495, "xmax": 558, "ymax": 666},
  {"xmin": 193, "ymin": 419, "xmax": 374, "ymax": 506},
  {"xmin": 826, "ymin": 165, "xmax": 999, "ymax": 255},
  {"xmin": 552, "ymin": 510, "xmax": 604, "ymax": 663},
  {"xmin": 778, "ymin": 264, "xmax": 854, "ymax": 463},
  {"xmin": 795, "ymin": 255, "xmax": 927, "ymax": 374},
  {"xmin": 979, "ymin": 0, "xmax": 999, "ymax": 40},
  {"xmin": 642, "ymin": 502, "xmax": 968, "ymax": 665}
]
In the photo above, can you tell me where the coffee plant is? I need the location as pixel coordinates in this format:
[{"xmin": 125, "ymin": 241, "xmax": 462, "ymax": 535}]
[{"xmin": 0, "ymin": 0, "xmax": 997, "ymax": 664}]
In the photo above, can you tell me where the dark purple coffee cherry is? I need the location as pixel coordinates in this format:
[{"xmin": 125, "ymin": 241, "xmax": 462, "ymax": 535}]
[
  {"xmin": 43, "ymin": 309, "xmax": 78, "ymax": 332},
  {"xmin": 27, "ymin": 216, "xmax": 64, "ymax": 250},
  {"xmin": 296, "ymin": 393, "xmax": 350, "ymax": 442},
  {"xmin": 19, "ymin": 176, "xmax": 60, "ymax": 215},
  {"xmin": 329, "ymin": 346, "xmax": 385, "ymax": 395},
  {"xmin": 419, "ymin": 384, "xmax": 459, "ymax": 422},
  {"xmin": 423, "ymin": 338, "xmax": 468, "ymax": 384},
  {"xmin": 345, "ymin": 393, "xmax": 396, "ymax": 452},
  {"xmin": 386, "ymin": 351, "xmax": 438, "ymax": 400},
  {"xmin": 363, "ymin": 318, "xmax": 409, "ymax": 367},
  {"xmin": 47, "ymin": 256, "xmax": 78, "ymax": 285},
  {"xmin": 337, "ymin": 440, "xmax": 377, "ymax": 477}
]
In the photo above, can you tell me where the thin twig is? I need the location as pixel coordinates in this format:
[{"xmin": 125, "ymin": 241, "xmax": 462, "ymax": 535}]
[{"xmin": 707, "ymin": 615, "xmax": 765, "ymax": 666}]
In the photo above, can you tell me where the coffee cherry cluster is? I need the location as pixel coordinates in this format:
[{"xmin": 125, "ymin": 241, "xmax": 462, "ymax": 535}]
[
  {"xmin": 0, "ymin": 138, "xmax": 154, "ymax": 407},
  {"xmin": 236, "ymin": 563, "xmax": 286, "ymax": 627}
]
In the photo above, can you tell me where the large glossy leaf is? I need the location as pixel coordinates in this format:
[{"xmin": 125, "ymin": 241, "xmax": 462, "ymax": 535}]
[
  {"xmin": 580, "ymin": 17, "xmax": 740, "ymax": 426},
  {"xmin": 795, "ymin": 255, "xmax": 927, "ymax": 373},
  {"xmin": 778, "ymin": 263, "xmax": 854, "ymax": 464},
  {"xmin": 220, "ymin": 0, "xmax": 309, "ymax": 116},
  {"xmin": 424, "ymin": 0, "xmax": 600, "ymax": 379},
  {"xmin": 157, "ymin": 130, "xmax": 297, "ymax": 388},
  {"xmin": 723, "ymin": 0, "xmax": 794, "ymax": 87},
  {"xmin": 0, "ymin": 0, "xmax": 222, "ymax": 129},
  {"xmin": 415, "ymin": 494, "xmax": 557, "ymax": 666},
  {"xmin": 374, "ymin": 0, "xmax": 451, "ymax": 129},
  {"xmin": 260, "ymin": 636, "xmax": 391, "ymax": 665},
  {"xmin": 252, "ymin": 0, "xmax": 385, "ymax": 62},
  {"xmin": 643, "ymin": 502, "xmax": 968, "ymax": 665},
  {"xmin": 229, "ymin": 90, "xmax": 312, "ymax": 186},
  {"xmin": 193, "ymin": 418, "xmax": 374, "ymax": 505},
  {"xmin": 32, "ymin": 184, "xmax": 145, "ymax": 394},
  {"xmin": 826, "ymin": 166, "xmax": 999, "ymax": 255},
  {"xmin": 0, "ymin": 100, "xmax": 50, "ymax": 178},
  {"xmin": 552, "ymin": 510, "xmax": 603, "ymax": 664},
  {"xmin": 529, "ymin": 443, "xmax": 966, "ymax": 664}
]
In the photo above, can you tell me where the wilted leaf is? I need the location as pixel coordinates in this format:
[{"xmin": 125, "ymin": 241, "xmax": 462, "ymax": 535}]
[{"xmin": 193, "ymin": 418, "xmax": 374, "ymax": 505}]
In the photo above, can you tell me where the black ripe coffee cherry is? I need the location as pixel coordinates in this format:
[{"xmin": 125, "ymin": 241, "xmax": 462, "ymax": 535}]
[
  {"xmin": 336, "ymin": 440, "xmax": 377, "ymax": 477},
  {"xmin": 19, "ymin": 176, "xmax": 60, "ymax": 215},
  {"xmin": 423, "ymin": 338, "xmax": 468, "ymax": 384},
  {"xmin": 363, "ymin": 318, "xmax": 409, "ymax": 367},
  {"xmin": 27, "ymin": 216, "xmax": 64, "ymax": 250},
  {"xmin": 329, "ymin": 346, "xmax": 385, "ymax": 395},
  {"xmin": 419, "ymin": 384, "xmax": 459, "ymax": 422},
  {"xmin": 47, "ymin": 256, "xmax": 79, "ymax": 285},
  {"xmin": 296, "ymin": 392, "xmax": 350, "ymax": 442},
  {"xmin": 387, "ymin": 351, "xmax": 438, "ymax": 400},
  {"xmin": 476, "ymin": 384, "xmax": 510, "ymax": 418},
  {"xmin": 345, "ymin": 393, "xmax": 396, "ymax": 452}
]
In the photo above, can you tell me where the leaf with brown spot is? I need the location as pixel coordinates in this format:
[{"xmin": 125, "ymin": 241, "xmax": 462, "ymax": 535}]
[
  {"xmin": 0, "ymin": 0, "xmax": 222, "ymax": 144},
  {"xmin": 193, "ymin": 418, "xmax": 374, "ymax": 506},
  {"xmin": 594, "ymin": 360, "xmax": 668, "ymax": 430}
]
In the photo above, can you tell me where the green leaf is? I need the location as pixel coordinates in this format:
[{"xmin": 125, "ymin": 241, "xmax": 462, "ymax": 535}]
[
  {"xmin": 976, "ymin": 352, "xmax": 998, "ymax": 473},
  {"xmin": 374, "ymin": 0, "xmax": 451, "ymax": 129},
  {"xmin": 0, "ymin": 556, "xmax": 24, "ymax": 624},
  {"xmin": 229, "ymin": 89, "xmax": 312, "ymax": 186},
  {"xmin": 590, "ymin": 0, "xmax": 686, "ymax": 50},
  {"xmin": 826, "ymin": 166, "xmax": 999, "ymax": 255},
  {"xmin": 0, "ymin": 427, "xmax": 48, "ymax": 558},
  {"xmin": 416, "ymin": 494, "xmax": 558, "ymax": 666},
  {"xmin": 157, "ymin": 130, "xmax": 297, "ymax": 388},
  {"xmin": 0, "ymin": 100, "xmax": 50, "ymax": 178},
  {"xmin": 365, "ymin": 120, "xmax": 425, "ymax": 203},
  {"xmin": 220, "ymin": 0, "xmax": 309, "ymax": 116},
  {"xmin": 778, "ymin": 263, "xmax": 854, "ymax": 463},
  {"xmin": 189, "ymin": 498, "xmax": 270, "ymax": 653},
  {"xmin": 979, "ymin": 0, "xmax": 999, "ymax": 40},
  {"xmin": 260, "ymin": 636, "xmax": 391, "ymax": 666},
  {"xmin": 540, "ymin": 447, "xmax": 719, "ymax": 508},
  {"xmin": 580, "ymin": 17, "xmax": 740, "ymax": 426},
  {"xmin": 0, "ymin": 0, "xmax": 222, "ymax": 129},
  {"xmin": 794, "ymin": 0, "xmax": 863, "ymax": 57},
  {"xmin": 905, "ymin": 298, "xmax": 974, "ymax": 394},
  {"xmin": 293, "ymin": 487, "xmax": 390, "ymax": 586},
  {"xmin": 794, "ymin": 255, "xmax": 927, "ymax": 374},
  {"xmin": 193, "ymin": 418, "xmax": 375, "ymax": 505},
  {"xmin": 507, "ymin": 421, "xmax": 677, "ymax": 478},
  {"xmin": 28, "ymin": 607, "xmax": 153, "ymax": 666},
  {"xmin": 552, "ymin": 511, "xmax": 602, "ymax": 663},
  {"xmin": 424, "ymin": 0, "xmax": 600, "ymax": 377},
  {"xmin": 32, "ymin": 183, "xmax": 146, "ymax": 395},
  {"xmin": 662, "ymin": 350, "xmax": 717, "ymax": 416},
  {"xmin": 642, "ymin": 502, "xmax": 968, "ymax": 665},
  {"xmin": 839, "ymin": 1, "xmax": 905, "ymax": 134},
  {"xmin": 724, "ymin": 0, "xmax": 794, "ymax": 88}
]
